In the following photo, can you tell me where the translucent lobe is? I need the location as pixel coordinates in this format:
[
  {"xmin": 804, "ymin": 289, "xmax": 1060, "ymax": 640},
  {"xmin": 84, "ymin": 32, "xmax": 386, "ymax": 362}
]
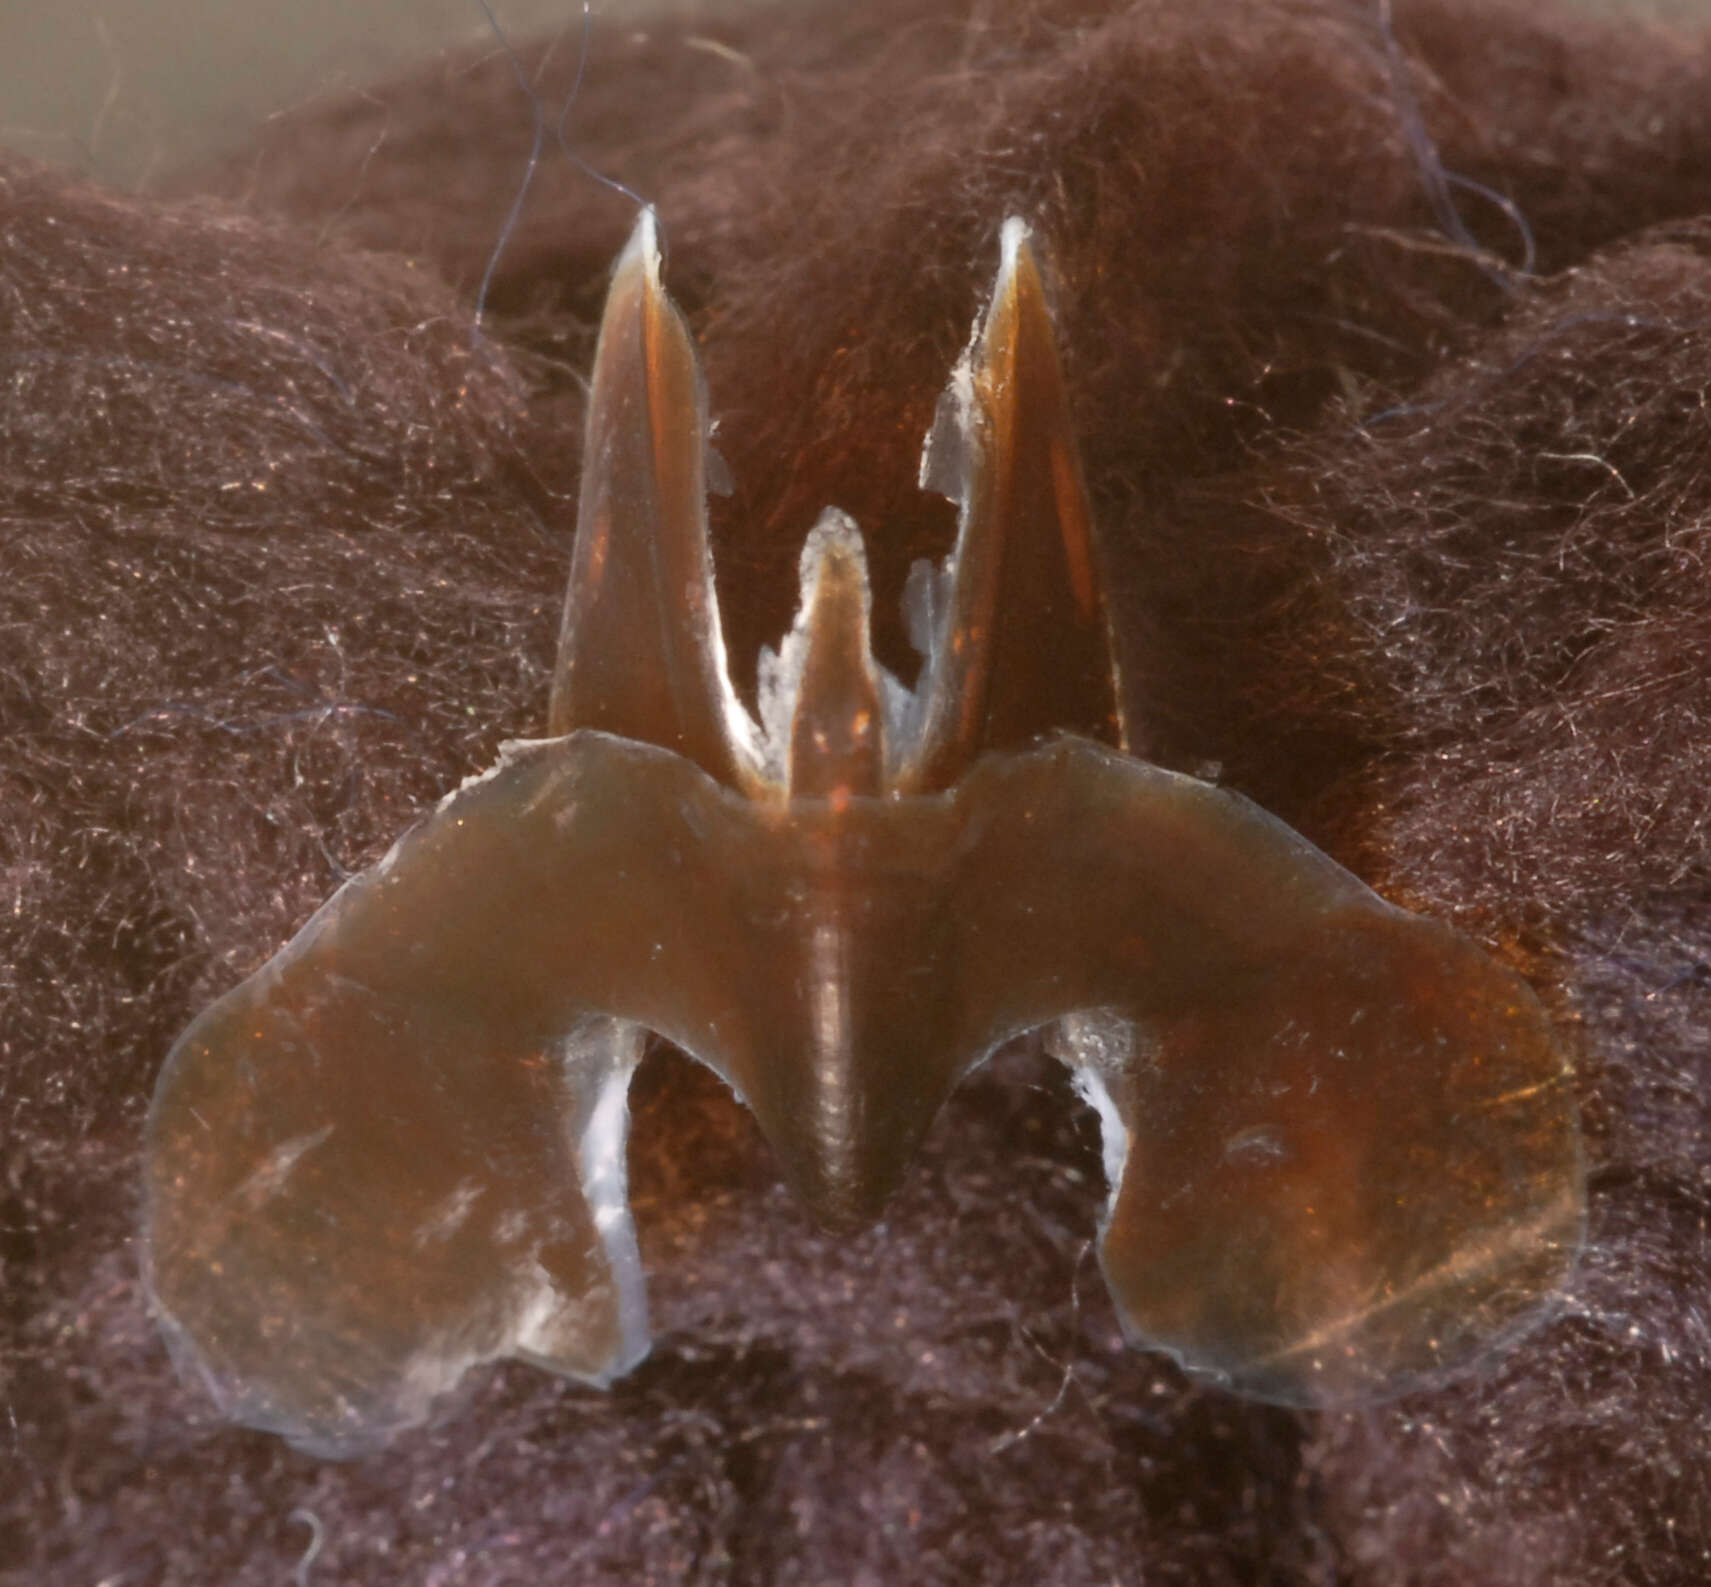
[
  {"xmin": 146, "ymin": 963, "xmax": 649, "ymax": 1457},
  {"xmin": 147, "ymin": 730, "xmax": 1581, "ymax": 1449},
  {"xmin": 951, "ymin": 743, "xmax": 1583, "ymax": 1405}
]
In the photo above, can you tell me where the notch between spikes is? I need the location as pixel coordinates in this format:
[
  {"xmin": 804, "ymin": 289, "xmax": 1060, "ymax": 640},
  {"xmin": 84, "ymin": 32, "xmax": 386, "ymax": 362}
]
[{"xmin": 552, "ymin": 210, "xmax": 1123, "ymax": 801}]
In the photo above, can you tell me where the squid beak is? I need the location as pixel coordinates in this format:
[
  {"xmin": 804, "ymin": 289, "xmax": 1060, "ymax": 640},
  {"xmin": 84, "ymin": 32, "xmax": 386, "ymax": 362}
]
[{"xmin": 143, "ymin": 209, "xmax": 1584, "ymax": 1458}]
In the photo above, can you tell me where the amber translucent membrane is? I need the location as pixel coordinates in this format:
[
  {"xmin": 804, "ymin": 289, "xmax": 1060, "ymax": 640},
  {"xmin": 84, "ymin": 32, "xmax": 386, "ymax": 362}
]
[{"xmin": 144, "ymin": 212, "xmax": 1583, "ymax": 1456}]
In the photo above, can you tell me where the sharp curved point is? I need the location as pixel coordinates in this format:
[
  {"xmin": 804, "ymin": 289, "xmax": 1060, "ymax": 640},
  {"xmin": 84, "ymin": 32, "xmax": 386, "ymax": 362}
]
[
  {"xmin": 980, "ymin": 215, "xmax": 1047, "ymax": 373},
  {"xmin": 999, "ymin": 213, "xmax": 1032, "ymax": 269},
  {"xmin": 990, "ymin": 215, "xmax": 1035, "ymax": 328},
  {"xmin": 616, "ymin": 204, "xmax": 661, "ymax": 287}
]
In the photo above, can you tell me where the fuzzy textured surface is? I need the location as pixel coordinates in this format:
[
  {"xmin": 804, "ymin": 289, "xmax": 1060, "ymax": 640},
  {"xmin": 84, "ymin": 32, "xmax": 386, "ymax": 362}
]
[{"xmin": 6, "ymin": 1, "xmax": 1711, "ymax": 1581}]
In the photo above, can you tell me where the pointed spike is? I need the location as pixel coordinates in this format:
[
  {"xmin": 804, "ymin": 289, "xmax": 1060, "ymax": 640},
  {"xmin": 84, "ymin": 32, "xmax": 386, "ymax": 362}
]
[
  {"xmin": 901, "ymin": 219, "xmax": 1124, "ymax": 793},
  {"xmin": 548, "ymin": 209, "xmax": 754, "ymax": 785},
  {"xmin": 786, "ymin": 514, "xmax": 886, "ymax": 799}
]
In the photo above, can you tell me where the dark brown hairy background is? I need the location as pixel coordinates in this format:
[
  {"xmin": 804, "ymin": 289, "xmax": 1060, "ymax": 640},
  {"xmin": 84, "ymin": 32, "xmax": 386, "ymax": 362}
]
[{"xmin": 4, "ymin": 0, "xmax": 1710, "ymax": 1581}]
